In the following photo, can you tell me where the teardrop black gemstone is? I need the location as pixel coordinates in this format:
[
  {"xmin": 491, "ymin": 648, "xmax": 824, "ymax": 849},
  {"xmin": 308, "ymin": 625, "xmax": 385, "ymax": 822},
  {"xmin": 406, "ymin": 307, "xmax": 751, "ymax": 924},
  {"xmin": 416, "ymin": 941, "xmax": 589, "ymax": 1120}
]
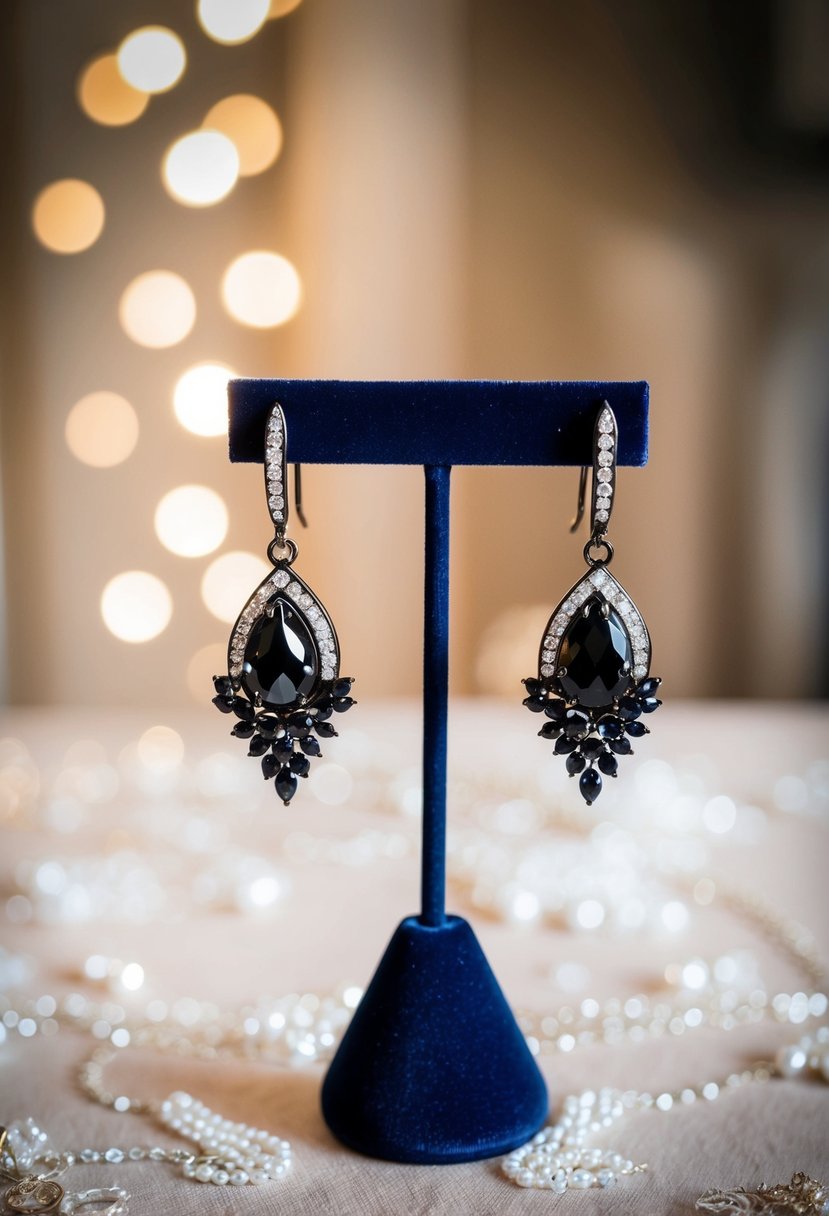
[
  {"xmin": 597, "ymin": 714, "xmax": 623, "ymax": 740},
  {"xmin": 558, "ymin": 596, "xmax": 632, "ymax": 709},
  {"xmin": 554, "ymin": 735, "xmax": 578, "ymax": 755},
  {"xmin": 598, "ymin": 751, "xmax": 618, "ymax": 776},
  {"xmin": 625, "ymin": 719, "xmax": 649, "ymax": 737},
  {"xmin": 579, "ymin": 766, "xmax": 602, "ymax": 804},
  {"xmin": 248, "ymin": 734, "xmax": 270, "ymax": 756},
  {"xmin": 314, "ymin": 720, "xmax": 338, "ymax": 738},
  {"xmin": 288, "ymin": 713, "xmax": 315, "ymax": 738},
  {"xmin": 290, "ymin": 753, "xmax": 311, "ymax": 777},
  {"xmin": 275, "ymin": 767, "xmax": 298, "ymax": 804},
  {"xmin": 563, "ymin": 709, "xmax": 590, "ymax": 739},
  {"xmin": 539, "ymin": 720, "xmax": 562, "ymax": 740},
  {"xmin": 581, "ymin": 737, "xmax": 605, "ymax": 761},
  {"xmin": 262, "ymin": 753, "xmax": 280, "ymax": 780},
  {"xmin": 242, "ymin": 597, "xmax": 319, "ymax": 710},
  {"xmin": 274, "ymin": 736, "xmax": 295, "ymax": 765},
  {"xmin": 566, "ymin": 751, "xmax": 586, "ymax": 775}
]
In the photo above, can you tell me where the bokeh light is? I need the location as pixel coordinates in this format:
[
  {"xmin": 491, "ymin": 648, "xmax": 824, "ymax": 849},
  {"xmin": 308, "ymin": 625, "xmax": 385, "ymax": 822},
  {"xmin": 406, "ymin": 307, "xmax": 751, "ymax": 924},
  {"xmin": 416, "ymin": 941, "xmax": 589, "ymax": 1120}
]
[
  {"xmin": 201, "ymin": 551, "xmax": 269, "ymax": 622},
  {"xmin": 154, "ymin": 485, "xmax": 229, "ymax": 557},
  {"xmin": 163, "ymin": 131, "xmax": 240, "ymax": 207},
  {"xmin": 32, "ymin": 180, "xmax": 105, "ymax": 254},
  {"xmin": 198, "ymin": 0, "xmax": 270, "ymax": 44},
  {"xmin": 221, "ymin": 251, "xmax": 301, "ymax": 328},
  {"xmin": 203, "ymin": 95, "xmax": 282, "ymax": 176},
  {"xmin": 77, "ymin": 54, "xmax": 149, "ymax": 126},
  {"xmin": 117, "ymin": 27, "xmax": 186, "ymax": 94},
  {"xmin": 119, "ymin": 270, "xmax": 196, "ymax": 348},
  {"xmin": 137, "ymin": 725, "xmax": 185, "ymax": 772},
  {"xmin": 187, "ymin": 642, "xmax": 227, "ymax": 702},
  {"xmin": 65, "ymin": 392, "xmax": 139, "ymax": 468},
  {"xmin": 269, "ymin": 0, "xmax": 304, "ymax": 16},
  {"xmin": 101, "ymin": 572, "xmax": 173, "ymax": 643},
  {"xmin": 173, "ymin": 363, "xmax": 235, "ymax": 437}
]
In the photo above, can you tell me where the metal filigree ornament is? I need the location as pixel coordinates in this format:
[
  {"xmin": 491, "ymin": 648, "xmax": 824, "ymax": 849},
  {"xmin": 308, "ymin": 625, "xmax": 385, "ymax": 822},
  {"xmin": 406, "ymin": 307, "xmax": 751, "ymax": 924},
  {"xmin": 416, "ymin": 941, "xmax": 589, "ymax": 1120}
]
[
  {"xmin": 522, "ymin": 402, "xmax": 662, "ymax": 804},
  {"xmin": 212, "ymin": 404, "xmax": 355, "ymax": 805},
  {"xmin": 696, "ymin": 1173, "xmax": 829, "ymax": 1215}
]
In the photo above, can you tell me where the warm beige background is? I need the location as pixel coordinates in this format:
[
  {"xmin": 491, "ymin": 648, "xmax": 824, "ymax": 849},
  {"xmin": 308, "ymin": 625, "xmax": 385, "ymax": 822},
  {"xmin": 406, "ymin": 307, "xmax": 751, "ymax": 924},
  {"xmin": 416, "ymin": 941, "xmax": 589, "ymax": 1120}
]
[{"xmin": 1, "ymin": 0, "xmax": 828, "ymax": 707}]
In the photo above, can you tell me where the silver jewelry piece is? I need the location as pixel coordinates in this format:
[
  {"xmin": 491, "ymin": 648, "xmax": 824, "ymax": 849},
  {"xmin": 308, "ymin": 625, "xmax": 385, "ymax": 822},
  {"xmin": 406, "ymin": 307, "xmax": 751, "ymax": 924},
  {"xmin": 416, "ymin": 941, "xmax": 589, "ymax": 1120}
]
[
  {"xmin": 696, "ymin": 1172, "xmax": 829, "ymax": 1214},
  {"xmin": 522, "ymin": 401, "xmax": 662, "ymax": 805},
  {"xmin": 212, "ymin": 402, "xmax": 356, "ymax": 804}
]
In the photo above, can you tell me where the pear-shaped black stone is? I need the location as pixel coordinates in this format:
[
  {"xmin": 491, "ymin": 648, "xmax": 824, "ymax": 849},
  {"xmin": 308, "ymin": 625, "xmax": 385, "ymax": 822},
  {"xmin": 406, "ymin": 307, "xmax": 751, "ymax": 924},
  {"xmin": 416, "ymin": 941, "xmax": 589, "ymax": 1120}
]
[
  {"xmin": 579, "ymin": 766, "xmax": 602, "ymax": 804},
  {"xmin": 581, "ymin": 737, "xmax": 605, "ymax": 761},
  {"xmin": 242, "ymin": 597, "xmax": 319, "ymax": 710},
  {"xmin": 275, "ymin": 768, "xmax": 298, "ymax": 804},
  {"xmin": 598, "ymin": 751, "xmax": 618, "ymax": 776},
  {"xmin": 558, "ymin": 595, "xmax": 632, "ymax": 709}
]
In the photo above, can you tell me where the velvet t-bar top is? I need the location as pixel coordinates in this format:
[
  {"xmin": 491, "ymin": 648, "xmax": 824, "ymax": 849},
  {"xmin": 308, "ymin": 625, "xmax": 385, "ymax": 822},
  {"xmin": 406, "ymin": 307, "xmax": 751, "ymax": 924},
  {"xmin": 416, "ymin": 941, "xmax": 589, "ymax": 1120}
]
[{"xmin": 227, "ymin": 378, "xmax": 649, "ymax": 466}]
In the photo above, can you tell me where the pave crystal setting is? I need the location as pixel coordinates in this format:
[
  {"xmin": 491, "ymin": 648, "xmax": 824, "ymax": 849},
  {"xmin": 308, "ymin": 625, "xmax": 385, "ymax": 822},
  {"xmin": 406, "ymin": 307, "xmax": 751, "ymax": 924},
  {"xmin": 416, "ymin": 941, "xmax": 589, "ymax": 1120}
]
[
  {"xmin": 523, "ymin": 569, "xmax": 661, "ymax": 806},
  {"xmin": 213, "ymin": 402, "xmax": 355, "ymax": 807},
  {"xmin": 214, "ymin": 563, "xmax": 355, "ymax": 805}
]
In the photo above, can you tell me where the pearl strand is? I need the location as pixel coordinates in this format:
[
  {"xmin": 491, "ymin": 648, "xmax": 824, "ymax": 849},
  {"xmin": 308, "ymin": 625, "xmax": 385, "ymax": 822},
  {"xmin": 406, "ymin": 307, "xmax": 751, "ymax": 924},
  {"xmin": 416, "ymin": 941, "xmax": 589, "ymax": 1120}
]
[
  {"xmin": 159, "ymin": 1091, "xmax": 291, "ymax": 1186},
  {"xmin": 76, "ymin": 1057, "xmax": 291, "ymax": 1188},
  {"xmin": 503, "ymin": 1066, "xmax": 772, "ymax": 1192}
]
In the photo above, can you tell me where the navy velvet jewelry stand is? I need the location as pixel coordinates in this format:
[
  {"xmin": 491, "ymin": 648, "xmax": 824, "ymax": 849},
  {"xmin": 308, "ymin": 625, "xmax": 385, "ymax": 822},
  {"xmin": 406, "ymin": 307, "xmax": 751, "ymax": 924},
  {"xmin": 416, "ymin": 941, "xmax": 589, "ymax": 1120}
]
[{"xmin": 228, "ymin": 379, "xmax": 649, "ymax": 1164}]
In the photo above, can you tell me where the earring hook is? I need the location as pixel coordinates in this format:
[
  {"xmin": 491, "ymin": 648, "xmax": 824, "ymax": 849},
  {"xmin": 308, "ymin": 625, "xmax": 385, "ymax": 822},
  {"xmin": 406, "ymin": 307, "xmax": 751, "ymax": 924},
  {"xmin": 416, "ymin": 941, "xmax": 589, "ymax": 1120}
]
[
  {"xmin": 294, "ymin": 463, "xmax": 308, "ymax": 529},
  {"xmin": 569, "ymin": 401, "xmax": 617, "ymax": 543},
  {"xmin": 569, "ymin": 466, "xmax": 588, "ymax": 533}
]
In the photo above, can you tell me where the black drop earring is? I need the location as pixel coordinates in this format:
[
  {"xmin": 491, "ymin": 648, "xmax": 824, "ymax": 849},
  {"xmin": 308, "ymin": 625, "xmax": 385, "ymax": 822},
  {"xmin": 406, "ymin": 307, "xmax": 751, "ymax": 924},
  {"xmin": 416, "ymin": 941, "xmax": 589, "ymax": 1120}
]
[
  {"xmin": 522, "ymin": 402, "xmax": 662, "ymax": 804},
  {"xmin": 213, "ymin": 403, "xmax": 355, "ymax": 804}
]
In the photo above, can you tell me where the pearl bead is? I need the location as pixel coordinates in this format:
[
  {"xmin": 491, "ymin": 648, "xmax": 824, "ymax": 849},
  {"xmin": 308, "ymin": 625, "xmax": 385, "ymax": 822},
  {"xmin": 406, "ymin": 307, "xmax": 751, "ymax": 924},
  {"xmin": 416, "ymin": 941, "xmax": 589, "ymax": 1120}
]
[
  {"xmin": 195, "ymin": 1164, "xmax": 214, "ymax": 1183},
  {"xmin": 570, "ymin": 1169, "xmax": 594, "ymax": 1189},
  {"xmin": 230, "ymin": 1170, "xmax": 249, "ymax": 1185},
  {"xmin": 213, "ymin": 1170, "xmax": 229, "ymax": 1185},
  {"xmin": 250, "ymin": 1170, "xmax": 270, "ymax": 1185}
]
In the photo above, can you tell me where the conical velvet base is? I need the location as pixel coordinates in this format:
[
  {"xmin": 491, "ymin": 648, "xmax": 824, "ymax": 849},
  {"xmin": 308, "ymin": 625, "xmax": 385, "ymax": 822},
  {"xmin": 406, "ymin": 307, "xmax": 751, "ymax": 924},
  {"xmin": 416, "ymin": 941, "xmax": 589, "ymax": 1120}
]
[{"xmin": 321, "ymin": 915, "xmax": 548, "ymax": 1163}]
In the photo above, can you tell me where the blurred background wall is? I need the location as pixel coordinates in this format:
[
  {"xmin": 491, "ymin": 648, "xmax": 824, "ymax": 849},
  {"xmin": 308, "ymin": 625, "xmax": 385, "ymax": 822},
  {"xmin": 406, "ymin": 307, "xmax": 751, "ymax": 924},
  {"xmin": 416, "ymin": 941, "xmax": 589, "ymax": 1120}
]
[{"xmin": 1, "ymin": 0, "xmax": 827, "ymax": 708}]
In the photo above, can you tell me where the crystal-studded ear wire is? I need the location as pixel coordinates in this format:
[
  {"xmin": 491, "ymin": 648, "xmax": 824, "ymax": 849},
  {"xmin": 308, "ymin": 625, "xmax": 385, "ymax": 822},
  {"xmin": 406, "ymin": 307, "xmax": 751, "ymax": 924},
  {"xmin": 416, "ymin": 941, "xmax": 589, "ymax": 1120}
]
[
  {"xmin": 212, "ymin": 403, "xmax": 356, "ymax": 805},
  {"xmin": 521, "ymin": 402, "xmax": 662, "ymax": 805}
]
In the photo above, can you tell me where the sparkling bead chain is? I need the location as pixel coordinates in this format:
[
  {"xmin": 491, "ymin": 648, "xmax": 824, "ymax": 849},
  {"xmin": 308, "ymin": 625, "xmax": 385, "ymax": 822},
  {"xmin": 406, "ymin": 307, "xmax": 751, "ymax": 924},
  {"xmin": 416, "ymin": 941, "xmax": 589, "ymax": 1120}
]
[{"xmin": 503, "ymin": 1066, "xmax": 774, "ymax": 1192}]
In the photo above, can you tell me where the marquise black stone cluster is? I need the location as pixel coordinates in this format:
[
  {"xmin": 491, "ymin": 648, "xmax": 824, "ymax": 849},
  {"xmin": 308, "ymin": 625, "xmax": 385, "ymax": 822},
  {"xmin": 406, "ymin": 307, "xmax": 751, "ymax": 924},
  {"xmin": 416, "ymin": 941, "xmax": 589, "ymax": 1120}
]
[
  {"xmin": 522, "ymin": 675, "xmax": 662, "ymax": 806},
  {"xmin": 212, "ymin": 675, "xmax": 356, "ymax": 805}
]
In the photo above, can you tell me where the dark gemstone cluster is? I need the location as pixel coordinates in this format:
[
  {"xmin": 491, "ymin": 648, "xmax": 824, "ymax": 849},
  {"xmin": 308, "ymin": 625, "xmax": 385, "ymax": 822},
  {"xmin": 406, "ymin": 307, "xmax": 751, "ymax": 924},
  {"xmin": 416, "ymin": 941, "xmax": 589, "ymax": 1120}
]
[
  {"xmin": 212, "ymin": 674, "xmax": 356, "ymax": 805},
  {"xmin": 522, "ymin": 674, "xmax": 662, "ymax": 805}
]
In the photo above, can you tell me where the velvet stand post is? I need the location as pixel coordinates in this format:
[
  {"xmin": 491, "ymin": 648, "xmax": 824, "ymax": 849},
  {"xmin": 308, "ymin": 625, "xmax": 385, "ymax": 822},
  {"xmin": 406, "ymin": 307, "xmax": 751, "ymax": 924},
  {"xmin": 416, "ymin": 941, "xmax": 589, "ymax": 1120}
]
[{"xmin": 228, "ymin": 379, "xmax": 650, "ymax": 1164}]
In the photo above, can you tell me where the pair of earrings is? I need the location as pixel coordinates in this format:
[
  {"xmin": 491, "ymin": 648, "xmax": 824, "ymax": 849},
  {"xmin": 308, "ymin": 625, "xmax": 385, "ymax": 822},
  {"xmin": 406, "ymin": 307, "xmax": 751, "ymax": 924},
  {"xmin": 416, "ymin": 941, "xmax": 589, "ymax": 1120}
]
[{"xmin": 213, "ymin": 402, "xmax": 661, "ymax": 806}]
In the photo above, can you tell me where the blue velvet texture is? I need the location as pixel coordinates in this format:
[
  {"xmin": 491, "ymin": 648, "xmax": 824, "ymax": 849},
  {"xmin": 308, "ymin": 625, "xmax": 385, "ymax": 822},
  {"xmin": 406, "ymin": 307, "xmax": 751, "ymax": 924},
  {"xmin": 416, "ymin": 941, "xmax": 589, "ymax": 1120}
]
[
  {"xmin": 228, "ymin": 378, "xmax": 649, "ymax": 465},
  {"xmin": 321, "ymin": 917, "xmax": 549, "ymax": 1163}
]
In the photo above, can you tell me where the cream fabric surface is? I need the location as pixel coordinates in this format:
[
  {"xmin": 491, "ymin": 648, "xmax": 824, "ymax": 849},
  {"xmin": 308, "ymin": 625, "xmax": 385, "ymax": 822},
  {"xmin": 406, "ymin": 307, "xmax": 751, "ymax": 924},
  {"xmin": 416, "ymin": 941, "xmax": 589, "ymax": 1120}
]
[{"xmin": 1, "ymin": 701, "xmax": 828, "ymax": 1215}]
